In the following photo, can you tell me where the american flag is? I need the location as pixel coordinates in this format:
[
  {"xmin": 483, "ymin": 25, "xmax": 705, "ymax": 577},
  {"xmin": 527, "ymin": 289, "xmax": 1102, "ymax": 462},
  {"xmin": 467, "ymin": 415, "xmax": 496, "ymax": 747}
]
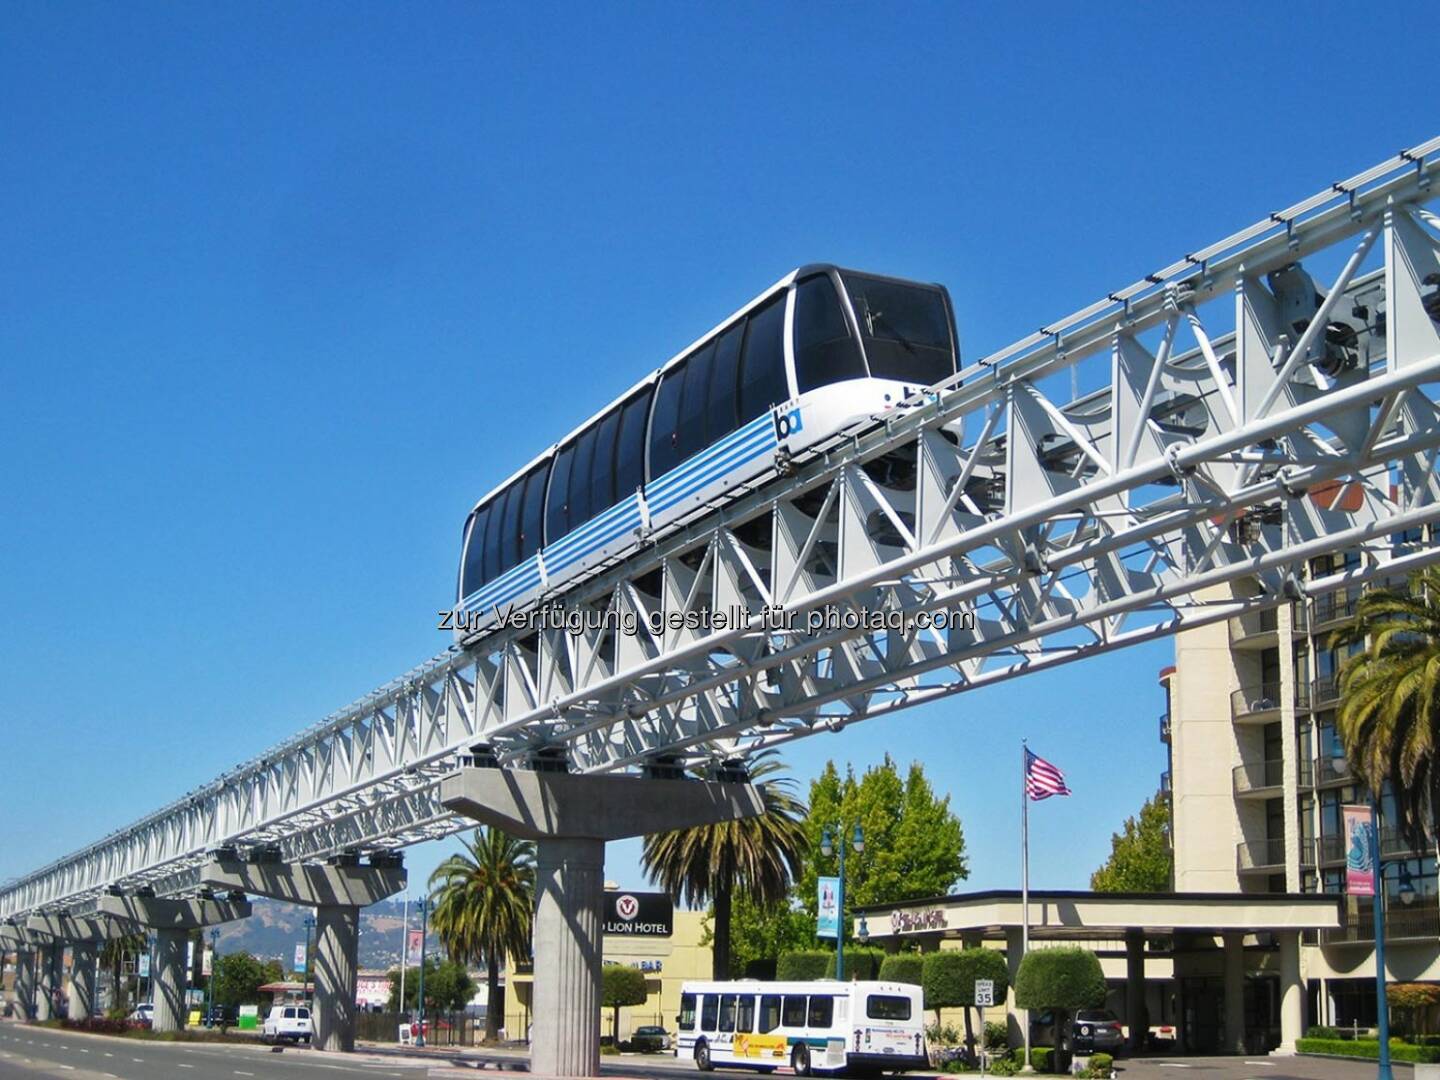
[{"xmin": 1024, "ymin": 748, "xmax": 1071, "ymax": 800}]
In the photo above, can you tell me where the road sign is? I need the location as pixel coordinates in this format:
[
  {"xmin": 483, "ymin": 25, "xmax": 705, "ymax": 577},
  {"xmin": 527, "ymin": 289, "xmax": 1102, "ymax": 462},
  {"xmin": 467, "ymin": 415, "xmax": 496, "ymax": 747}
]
[{"xmin": 975, "ymin": 979, "xmax": 994, "ymax": 1007}]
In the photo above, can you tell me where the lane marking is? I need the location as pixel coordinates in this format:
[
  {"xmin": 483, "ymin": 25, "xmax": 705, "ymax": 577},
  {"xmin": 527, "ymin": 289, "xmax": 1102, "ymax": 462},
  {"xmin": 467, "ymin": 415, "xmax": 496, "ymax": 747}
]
[
  {"xmin": 235, "ymin": 1071, "xmax": 256, "ymax": 1076},
  {"xmin": 178, "ymin": 1063, "xmax": 194, "ymax": 1069}
]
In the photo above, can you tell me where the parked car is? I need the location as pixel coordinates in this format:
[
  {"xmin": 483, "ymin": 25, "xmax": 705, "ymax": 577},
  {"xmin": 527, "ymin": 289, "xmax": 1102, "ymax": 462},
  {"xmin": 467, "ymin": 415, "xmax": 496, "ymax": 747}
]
[
  {"xmin": 127, "ymin": 1003, "xmax": 154, "ymax": 1027},
  {"xmin": 263, "ymin": 1004, "xmax": 312, "ymax": 1044},
  {"xmin": 631, "ymin": 1025, "xmax": 671, "ymax": 1051},
  {"xmin": 1070, "ymin": 1009, "xmax": 1126, "ymax": 1053}
]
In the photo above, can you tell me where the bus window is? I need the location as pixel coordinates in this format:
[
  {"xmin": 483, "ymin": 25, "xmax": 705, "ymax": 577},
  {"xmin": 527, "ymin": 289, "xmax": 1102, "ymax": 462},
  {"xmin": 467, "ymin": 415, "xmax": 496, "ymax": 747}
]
[
  {"xmin": 546, "ymin": 443, "xmax": 575, "ymax": 543},
  {"xmin": 736, "ymin": 995, "xmax": 755, "ymax": 1033},
  {"xmin": 782, "ymin": 995, "xmax": 807, "ymax": 1028},
  {"xmin": 738, "ymin": 295, "xmax": 789, "ymax": 421},
  {"xmin": 807, "ymin": 995, "xmax": 834, "ymax": 1028},
  {"xmin": 649, "ymin": 360, "xmax": 686, "ymax": 479},
  {"xmin": 794, "ymin": 274, "xmax": 866, "ymax": 393},
  {"xmin": 499, "ymin": 480, "xmax": 522, "ymax": 573},
  {"xmin": 460, "ymin": 506, "xmax": 488, "ymax": 597},
  {"xmin": 589, "ymin": 407, "xmax": 621, "ymax": 516},
  {"xmin": 568, "ymin": 426, "xmax": 597, "ymax": 528},
  {"xmin": 675, "ymin": 341, "xmax": 716, "ymax": 463},
  {"xmin": 707, "ymin": 322, "xmax": 744, "ymax": 443},
  {"xmin": 759, "ymin": 995, "xmax": 781, "ymax": 1033},
  {"xmin": 718, "ymin": 994, "xmax": 738, "ymax": 1032},
  {"xmin": 614, "ymin": 387, "xmax": 653, "ymax": 501},
  {"xmin": 519, "ymin": 462, "xmax": 548, "ymax": 558},
  {"xmin": 679, "ymin": 993, "xmax": 697, "ymax": 1032},
  {"xmin": 700, "ymin": 994, "xmax": 718, "ymax": 1033},
  {"xmin": 867, "ymin": 995, "xmax": 912, "ymax": 1020},
  {"xmin": 842, "ymin": 274, "xmax": 956, "ymax": 386},
  {"xmin": 481, "ymin": 494, "xmax": 502, "ymax": 584}
]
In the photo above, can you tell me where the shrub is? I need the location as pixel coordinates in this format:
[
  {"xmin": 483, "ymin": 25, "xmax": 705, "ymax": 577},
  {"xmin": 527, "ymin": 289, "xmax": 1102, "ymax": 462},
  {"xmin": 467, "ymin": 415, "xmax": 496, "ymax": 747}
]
[
  {"xmin": 1307, "ymin": 1025, "xmax": 1339, "ymax": 1039},
  {"xmin": 1295, "ymin": 1037, "xmax": 1440, "ymax": 1063},
  {"xmin": 1029, "ymin": 1046, "xmax": 1054, "ymax": 1072},
  {"xmin": 926, "ymin": 1021, "xmax": 962, "ymax": 1045},
  {"xmin": 878, "ymin": 953, "xmax": 924, "ymax": 986},
  {"xmin": 827, "ymin": 947, "xmax": 886, "ymax": 980},
  {"xmin": 988, "ymin": 1056, "xmax": 1020, "ymax": 1077},
  {"xmin": 983, "ymin": 1020, "xmax": 1009, "ymax": 1050},
  {"xmin": 777, "ymin": 950, "xmax": 831, "ymax": 981},
  {"xmin": 923, "ymin": 948, "xmax": 1010, "ymax": 1052},
  {"xmin": 1080, "ymin": 1051, "xmax": 1115, "ymax": 1077}
]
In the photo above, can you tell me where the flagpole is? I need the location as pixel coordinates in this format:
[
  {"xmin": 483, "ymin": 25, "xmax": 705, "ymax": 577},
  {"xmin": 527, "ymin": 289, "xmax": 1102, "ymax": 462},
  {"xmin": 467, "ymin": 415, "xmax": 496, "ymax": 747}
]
[
  {"xmin": 1021, "ymin": 740, "xmax": 1032, "ymax": 1071},
  {"xmin": 399, "ymin": 894, "xmax": 409, "ymax": 1024}
]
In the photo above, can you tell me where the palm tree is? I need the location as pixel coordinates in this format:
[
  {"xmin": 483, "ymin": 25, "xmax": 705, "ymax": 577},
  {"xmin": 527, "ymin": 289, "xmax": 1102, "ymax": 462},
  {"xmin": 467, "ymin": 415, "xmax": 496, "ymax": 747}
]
[
  {"xmin": 99, "ymin": 931, "xmax": 146, "ymax": 1014},
  {"xmin": 642, "ymin": 750, "xmax": 807, "ymax": 979},
  {"xmin": 1332, "ymin": 566, "xmax": 1440, "ymax": 840},
  {"xmin": 427, "ymin": 827, "xmax": 536, "ymax": 1043}
]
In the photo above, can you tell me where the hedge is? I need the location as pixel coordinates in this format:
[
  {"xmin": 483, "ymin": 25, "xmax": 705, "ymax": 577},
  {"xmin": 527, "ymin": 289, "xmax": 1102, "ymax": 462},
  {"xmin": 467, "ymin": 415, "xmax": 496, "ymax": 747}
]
[
  {"xmin": 829, "ymin": 947, "xmax": 886, "ymax": 981},
  {"xmin": 777, "ymin": 951, "xmax": 831, "ymax": 981},
  {"xmin": 1296, "ymin": 1037, "xmax": 1440, "ymax": 1063},
  {"xmin": 878, "ymin": 953, "xmax": 924, "ymax": 986}
]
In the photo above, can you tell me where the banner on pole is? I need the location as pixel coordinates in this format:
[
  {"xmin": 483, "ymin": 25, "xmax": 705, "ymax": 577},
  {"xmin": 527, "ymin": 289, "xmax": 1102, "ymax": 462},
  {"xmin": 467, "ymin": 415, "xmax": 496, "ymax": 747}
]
[
  {"xmin": 1343, "ymin": 804, "xmax": 1376, "ymax": 896},
  {"xmin": 138, "ymin": 954, "xmax": 150, "ymax": 979},
  {"xmin": 201, "ymin": 947, "xmax": 212, "ymax": 977},
  {"xmin": 406, "ymin": 929, "xmax": 424, "ymax": 966},
  {"xmin": 817, "ymin": 876, "xmax": 840, "ymax": 939},
  {"xmin": 294, "ymin": 942, "xmax": 308, "ymax": 972}
]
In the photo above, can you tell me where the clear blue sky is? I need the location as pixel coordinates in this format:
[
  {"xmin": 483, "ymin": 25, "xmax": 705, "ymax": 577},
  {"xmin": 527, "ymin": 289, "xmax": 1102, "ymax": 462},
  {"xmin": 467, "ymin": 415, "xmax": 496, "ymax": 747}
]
[{"xmin": 1, "ymin": 3, "xmax": 1434, "ymax": 907}]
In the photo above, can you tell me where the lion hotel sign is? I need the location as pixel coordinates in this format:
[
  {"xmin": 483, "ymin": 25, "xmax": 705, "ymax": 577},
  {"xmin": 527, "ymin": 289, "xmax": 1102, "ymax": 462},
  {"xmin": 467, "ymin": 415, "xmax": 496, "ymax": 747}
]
[{"xmin": 603, "ymin": 890, "xmax": 674, "ymax": 936}]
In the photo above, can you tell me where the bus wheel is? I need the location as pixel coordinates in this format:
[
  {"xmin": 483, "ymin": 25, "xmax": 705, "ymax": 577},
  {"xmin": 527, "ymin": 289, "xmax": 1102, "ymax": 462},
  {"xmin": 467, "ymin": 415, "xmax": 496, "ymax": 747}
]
[
  {"xmin": 695, "ymin": 1040, "xmax": 714, "ymax": 1072},
  {"xmin": 792, "ymin": 1045, "xmax": 812, "ymax": 1077}
]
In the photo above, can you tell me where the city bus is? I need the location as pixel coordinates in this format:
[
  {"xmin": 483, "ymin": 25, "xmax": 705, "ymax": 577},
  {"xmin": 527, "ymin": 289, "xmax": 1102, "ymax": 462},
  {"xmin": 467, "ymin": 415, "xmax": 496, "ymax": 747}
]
[{"xmin": 676, "ymin": 979, "xmax": 927, "ymax": 1076}]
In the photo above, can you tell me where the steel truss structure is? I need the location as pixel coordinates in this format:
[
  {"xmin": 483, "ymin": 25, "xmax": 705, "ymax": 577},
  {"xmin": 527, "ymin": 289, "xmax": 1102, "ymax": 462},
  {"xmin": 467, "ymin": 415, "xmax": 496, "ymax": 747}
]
[{"xmin": 7, "ymin": 139, "xmax": 1440, "ymax": 919}]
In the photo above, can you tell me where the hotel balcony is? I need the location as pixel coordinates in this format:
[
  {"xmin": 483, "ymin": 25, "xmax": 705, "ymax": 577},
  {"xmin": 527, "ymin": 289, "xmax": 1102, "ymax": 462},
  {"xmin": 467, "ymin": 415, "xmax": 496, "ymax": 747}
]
[
  {"xmin": 1323, "ymin": 900, "xmax": 1440, "ymax": 945},
  {"xmin": 1311, "ymin": 588, "xmax": 1361, "ymax": 631},
  {"xmin": 1238, "ymin": 837, "xmax": 1314, "ymax": 874},
  {"xmin": 1233, "ymin": 758, "xmax": 1285, "ymax": 799},
  {"xmin": 1229, "ymin": 605, "xmax": 1308, "ymax": 649},
  {"xmin": 1312, "ymin": 675, "xmax": 1341, "ymax": 708},
  {"xmin": 1315, "ymin": 755, "xmax": 1350, "ymax": 787},
  {"xmin": 1231, "ymin": 680, "xmax": 1310, "ymax": 724}
]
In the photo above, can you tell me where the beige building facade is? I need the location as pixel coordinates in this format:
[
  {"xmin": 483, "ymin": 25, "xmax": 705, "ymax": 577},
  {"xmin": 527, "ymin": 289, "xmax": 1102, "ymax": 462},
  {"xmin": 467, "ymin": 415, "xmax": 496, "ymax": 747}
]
[{"xmin": 1167, "ymin": 560, "xmax": 1440, "ymax": 1040}]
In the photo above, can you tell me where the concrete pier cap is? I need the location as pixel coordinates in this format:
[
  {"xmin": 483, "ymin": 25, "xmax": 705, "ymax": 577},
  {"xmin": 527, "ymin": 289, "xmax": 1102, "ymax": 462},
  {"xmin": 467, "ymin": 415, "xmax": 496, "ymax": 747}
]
[
  {"xmin": 439, "ymin": 764, "xmax": 764, "ymax": 1079},
  {"xmin": 198, "ymin": 854, "xmax": 407, "ymax": 1053}
]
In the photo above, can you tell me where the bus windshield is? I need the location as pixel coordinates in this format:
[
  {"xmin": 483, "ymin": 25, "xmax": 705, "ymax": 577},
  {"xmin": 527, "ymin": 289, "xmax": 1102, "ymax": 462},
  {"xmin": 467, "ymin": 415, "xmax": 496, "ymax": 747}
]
[{"xmin": 842, "ymin": 273, "xmax": 955, "ymax": 386}]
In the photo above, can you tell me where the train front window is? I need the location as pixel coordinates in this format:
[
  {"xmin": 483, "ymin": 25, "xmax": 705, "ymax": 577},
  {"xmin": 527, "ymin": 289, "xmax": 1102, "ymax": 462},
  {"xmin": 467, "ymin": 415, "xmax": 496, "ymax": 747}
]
[
  {"xmin": 842, "ymin": 273, "xmax": 955, "ymax": 386},
  {"xmin": 460, "ymin": 507, "xmax": 488, "ymax": 597},
  {"xmin": 794, "ymin": 274, "xmax": 866, "ymax": 392}
]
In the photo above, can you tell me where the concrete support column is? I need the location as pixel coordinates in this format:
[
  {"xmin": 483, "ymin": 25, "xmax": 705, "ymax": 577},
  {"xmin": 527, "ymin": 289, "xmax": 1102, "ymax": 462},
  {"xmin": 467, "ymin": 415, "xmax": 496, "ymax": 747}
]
[
  {"xmin": 34, "ymin": 945, "xmax": 55, "ymax": 1021},
  {"xmin": 1277, "ymin": 931, "xmax": 1303, "ymax": 1053},
  {"xmin": 153, "ymin": 928, "xmax": 188, "ymax": 1034},
  {"xmin": 533, "ymin": 837, "xmax": 606, "ymax": 1078},
  {"xmin": 69, "ymin": 942, "xmax": 98, "ymax": 1021},
  {"xmin": 15, "ymin": 950, "xmax": 36, "ymax": 1019},
  {"xmin": 961, "ymin": 931, "xmax": 983, "ymax": 950},
  {"xmin": 1004, "ymin": 926, "xmax": 1025, "ymax": 1050},
  {"xmin": 1125, "ymin": 929, "xmax": 1146, "ymax": 1053},
  {"xmin": 314, "ymin": 905, "xmax": 360, "ymax": 1052},
  {"xmin": 1223, "ymin": 932, "xmax": 1245, "ymax": 1054}
]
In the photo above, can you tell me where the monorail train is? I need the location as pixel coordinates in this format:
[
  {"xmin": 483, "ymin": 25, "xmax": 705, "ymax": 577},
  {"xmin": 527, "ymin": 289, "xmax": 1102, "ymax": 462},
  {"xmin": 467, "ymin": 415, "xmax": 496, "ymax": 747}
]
[{"xmin": 452, "ymin": 265, "xmax": 959, "ymax": 638}]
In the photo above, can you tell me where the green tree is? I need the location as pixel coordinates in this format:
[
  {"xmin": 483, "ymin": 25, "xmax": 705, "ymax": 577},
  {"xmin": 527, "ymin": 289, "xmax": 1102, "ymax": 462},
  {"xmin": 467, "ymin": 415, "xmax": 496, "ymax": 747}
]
[
  {"xmin": 643, "ymin": 750, "xmax": 807, "ymax": 979},
  {"xmin": 386, "ymin": 958, "xmax": 475, "ymax": 1013},
  {"xmin": 427, "ymin": 827, "xmax": 536, "ymax": 1041},
  {"xmin": 877, "ymin": 953, "xmax": 923, "ymax": 986},
  {"xmin": 1090, "ymin": 790, "xmax": 1172, "ymax": 892},
  {"xmin": 711, "ymin": 891, "xmax": 812, "ymax": 977},
  {"xmin": 1015, "ymin": 948, "xmax": 1106, "ymax": 1071},
  {"xmin": 212, "ymin": 952, "xmax": 272, "ymax": 1008},
  {"xmin": 1331, "ymin": 569, "xmax": 1440, "ymax": 839},
  {"xmin": 799, "ymin": 756, "xmax": 967, "ymax": 933},
  {"xmin": 1388, "ymin": 983, "xmax": 1440, "ymax": 1038},
  {"xmin": 601, "ymin": 964, "xmax": 649, "ymax": 1044},
  {"xmin": 923, "ymin": 949, "xmax": 1009, "ymax": 1060}
]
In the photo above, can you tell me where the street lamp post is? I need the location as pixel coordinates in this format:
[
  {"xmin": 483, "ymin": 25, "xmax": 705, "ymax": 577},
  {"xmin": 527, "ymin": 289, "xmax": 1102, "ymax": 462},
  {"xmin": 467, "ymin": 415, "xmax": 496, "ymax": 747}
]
[
  {"xmin": 205, "ymin": 929, "xmax": 218, "ymax": 1026},
  {"xmin": 415, "ymin": 896, "xmax": 429, "ymax": 1048},
  {"xmin": 302, "ymin": 916, "xmax": 315, "ymax": 1008},
  {"xmin": 820, "ymin": 824, "xmax": 864, "ymax": 980}
]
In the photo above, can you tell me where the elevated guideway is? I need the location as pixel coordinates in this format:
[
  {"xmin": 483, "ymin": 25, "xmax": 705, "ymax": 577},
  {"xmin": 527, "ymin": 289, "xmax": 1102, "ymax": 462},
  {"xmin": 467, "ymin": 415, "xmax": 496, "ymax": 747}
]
[{"xmin": 5, "ymin": 137, "xmax": 1440, "ymax": 1070}]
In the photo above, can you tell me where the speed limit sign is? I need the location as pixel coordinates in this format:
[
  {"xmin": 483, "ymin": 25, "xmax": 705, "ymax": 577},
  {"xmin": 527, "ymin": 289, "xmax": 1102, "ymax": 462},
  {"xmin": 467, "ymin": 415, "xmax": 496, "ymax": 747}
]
[{"xmin": 975, "ymin": 979, "xmax": 995, "ymax": 1007}]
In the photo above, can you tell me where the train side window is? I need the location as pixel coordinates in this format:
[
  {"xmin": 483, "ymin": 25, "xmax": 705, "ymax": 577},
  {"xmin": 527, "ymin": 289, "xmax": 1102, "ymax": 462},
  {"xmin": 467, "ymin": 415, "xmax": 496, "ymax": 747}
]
[
  {"xmin": 759, "ymin": 994, "xmax": 781, "ymax": 1033},
  {"xmin": 568, "ymin": 426, "xmax": 596, "ymax": 528},
  {"xmin": 700, "ymin": 994, "xmax": 719, "ymax": 1032},
  {"xmin": 738, "ymin": 294, "xmax": 789, "ymax": 421},
  {"xmin": 519, "ymin": 462, "xmax": 548, "ymax": 558},
  {"xmin": 676, "ymin": 341, "xmax": 716, "ymax": 463},
  {"xmin": 546, "ymin": 444, "xmax": 575, "ymax": 543},
  {"xmin": 499, "ymin": 481, "xmax": 522, "ymax": 573},
  {"xmin": 460, "ymin": 506, "xmax": 488, "ymax": 597},
  {"xmin": 707, "ymin": 322, "xmax": 744, "ymax": 442},
  {"xmin": 807, "ymin": 995, "xmax": 833, "ymax": 1028},
  {"xmin": 589, "ymin": 408, "xmax": 621, "ymax": 517},
  {"xmin": 481, "ymin": 494, "xmax": 502, "ymax": 584},
  {"xmin": 649, "ymin": 361, "xmax": 686, "ymax": 479},
  {"xmin": 615, "ymin": 386, "xmax": 653, "ymax": 500},
  {"xmin": 794, "ymin": 274, "xmax": 866, "ymax": 392}
]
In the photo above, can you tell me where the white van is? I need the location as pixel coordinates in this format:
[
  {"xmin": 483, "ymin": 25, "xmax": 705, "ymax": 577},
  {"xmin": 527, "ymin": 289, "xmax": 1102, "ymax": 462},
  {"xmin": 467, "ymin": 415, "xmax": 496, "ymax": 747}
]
[
  {"xmin": 676, "ymin": 980, "xmax": 926, "ymax": 1075},
  {"xmin": 263, "ymin": 1004, "xmax": 312, "ymax": 1044}
]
